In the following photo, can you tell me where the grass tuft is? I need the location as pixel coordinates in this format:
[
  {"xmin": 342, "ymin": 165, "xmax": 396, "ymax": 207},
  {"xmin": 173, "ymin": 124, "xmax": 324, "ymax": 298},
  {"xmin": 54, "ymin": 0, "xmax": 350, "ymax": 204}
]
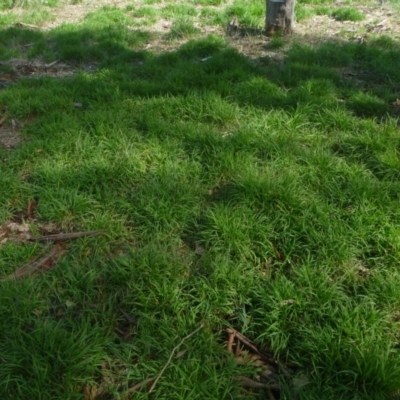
[
  {"xmin": 167, "ymin": 17, "xmax": 201, "ymax": 39},
  {"xmin": 332, "ymin": 7, "xmax": 365, "ymax": 22}
]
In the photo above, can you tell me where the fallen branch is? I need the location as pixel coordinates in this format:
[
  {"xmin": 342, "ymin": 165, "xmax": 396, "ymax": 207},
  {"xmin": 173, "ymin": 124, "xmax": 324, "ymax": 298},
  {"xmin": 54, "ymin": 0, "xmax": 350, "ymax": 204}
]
[
  {"xmin": 14, "ymin": 22, "xmax": 40, "ymax": 29},
  {"xmin": 1, "ymin": 243, "xmax": 65, "ymax": 282},
  {"xmin": 226, "ymin": 328, "xmax": 275, "ymax": 364},
  {"xmin": 125, "ymin": 377, "xmax": 154, "ymax": 395},
  {"xmin": 226, "ymin": 328, "xmax": 265, "ymax": 358},
  {"xmin": 235, "ymin": 376, "xmax": 280, "ymax": 390},
  {"xmin": 45, "ymin": 60, "xmax": 59, "ymax": 69},
  {"xmin": 227, "ymin": 330, "xmax": 235, "ymax": 353},
  {"xmin": 149, "ymin": 324, "xmax": 204, "ymax": 393},
  {"xmin": 30, "ymin": 230, "xmax": 103, "ymax": 242}
]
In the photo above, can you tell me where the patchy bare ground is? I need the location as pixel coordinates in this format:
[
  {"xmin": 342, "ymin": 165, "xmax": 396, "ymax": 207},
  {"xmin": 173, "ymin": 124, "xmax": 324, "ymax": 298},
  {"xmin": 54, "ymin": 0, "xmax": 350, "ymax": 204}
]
[
  {"xmin": 0, "ymin": 58, "xmax": 95, "ymax": 149},
  {"xmin": 44, "ymin": 0, "xmax": 400, "ymax": 63},
  {"xmin": 2, "ymin": 0, "xmax": 399, "ymax": 58},
  {"xmin": 0, "ymin": 123, "xmax": 23, "ymax": 149},
  {"xmin": 0, "ymin": 105, "xmax": 23, "ymax": 149},
  {"xmin": 0, "ymin": 0, "xmax": 399, "ymax": 150},
  {"xmin": 297, "ymin": 3, "xmax": 399, "ymax": 43}
]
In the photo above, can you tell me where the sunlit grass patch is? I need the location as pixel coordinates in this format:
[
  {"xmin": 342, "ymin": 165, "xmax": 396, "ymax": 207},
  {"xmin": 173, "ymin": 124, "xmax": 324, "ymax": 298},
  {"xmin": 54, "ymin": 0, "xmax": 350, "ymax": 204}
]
[
  {"xmin": 166, "ymin": 17, "xmax": 201, "ymax": 39},
  {"xmin": 332, "ymin": 7, "xmax": 365, "ymax": 21}
]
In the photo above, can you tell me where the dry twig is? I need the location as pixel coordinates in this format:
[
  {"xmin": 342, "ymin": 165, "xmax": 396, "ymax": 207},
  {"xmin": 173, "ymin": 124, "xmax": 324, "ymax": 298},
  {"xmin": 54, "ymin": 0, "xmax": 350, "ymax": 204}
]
[
  {"xmin": 227, "ymin": 328, "xmax": 258, "ymax": 352},
  {"xmin": 1, "ymin": 244, "xmax": 65, "ymax": 282},
  {"xmin": 45, "ymin": 60, "xmax": 59, "ymax": 68},
  {"xmin": 14, "ymin": 22, "xmax": 40, "ymax": 29},
  {"xmin": 125, "ymin": 378, "xmax": 155, "ymax": 395},
  {"xmin": 226, "ymin": 328, "xmax": 275, "ymax": 363},
  {"xmin": 149, "ymin": 324, "xmax": 204, "ymax": 393},
  {"xmin": 30, "ymin": 230, "xmax": 103, "ymax": 242},
  {"xmin": 227, "ymin": 330, "xmax": 235, "ymax": 353},
  {"xmin": 235, "ymin": 376, "xmax": 280, "ymax": 390}
]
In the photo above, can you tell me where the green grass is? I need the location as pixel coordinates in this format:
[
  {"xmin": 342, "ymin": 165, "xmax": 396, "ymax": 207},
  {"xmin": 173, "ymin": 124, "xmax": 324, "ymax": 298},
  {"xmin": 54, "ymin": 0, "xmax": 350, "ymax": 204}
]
[
  {"xmin": 332, "ymin": 7, "xmax": 365, "ymax": 21},
  {"xmin": 1, "ymin": 0, "xmax": 400, "ymax": 399},
  {"xmin": 225, "ymin": 0, "xmax": 265, "ymax": 29},
  {"xmin": 0, "ymin": 11, "xmax": 16, "ymax": 26},
  {"xmin": 295, "ymin": 4, "xmax": 316, "ymax": 21},
  {"xmin": 298, "ymin": 0, "xmax": 332, "ymax": 4},
  {"xmin": 166, "ymin": 17, "xmax": 201, "ymax": 39},
  {"xmin": 315, "ymin": 5, "xmax": 332, "ymax": 16},
  {"xmin": 161, "ymin": 4, "xmax": 198, "ymax": 19},
  {"xmin": 192, "ymin": 0, "xmax": 226, "ymax": 5}
]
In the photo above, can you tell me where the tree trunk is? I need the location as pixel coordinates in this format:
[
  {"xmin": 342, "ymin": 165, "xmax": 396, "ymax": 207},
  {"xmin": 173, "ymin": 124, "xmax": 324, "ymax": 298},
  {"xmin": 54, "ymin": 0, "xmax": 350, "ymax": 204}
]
[{"xmin": 266, "ymin": 0, "xmax": 296, "ymax": 36}]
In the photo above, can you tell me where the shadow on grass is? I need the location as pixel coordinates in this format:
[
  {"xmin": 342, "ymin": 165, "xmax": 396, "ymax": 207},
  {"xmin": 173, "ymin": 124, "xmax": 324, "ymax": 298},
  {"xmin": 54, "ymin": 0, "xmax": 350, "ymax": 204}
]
[{"xmin": 1, "ymin": 17, "xmax": 400, "ymax": 399}]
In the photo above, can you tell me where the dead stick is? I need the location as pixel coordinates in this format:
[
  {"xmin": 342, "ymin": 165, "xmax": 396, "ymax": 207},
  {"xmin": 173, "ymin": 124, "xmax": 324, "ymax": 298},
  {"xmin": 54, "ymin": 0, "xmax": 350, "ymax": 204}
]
[
  {"xmin": 227, "ymin": 331, "xmax": 235, "ymax": 353},
  {"xmin": 30, "ymin": 230, "xmax": 103, "ymax": 242},
  {"xmin": 125, "ymin": 377, "xmax": 154, "ymax": 394},
  {"xmin": 14, "ymin": 22, "xmax": 40, "ymax": 29},
  {"xmin": 227, "ymin": 328, "xmax": 261, "ymax": 357},
  {"xmin": 45, "ymin": 60, "xmax": 59, "ymax": 68},
  {"xmin": 235, "ymin": 376, "xmax": 280, "ymax": 390},
  {"xmin": 1, "ymin": 244, "xmax": 65, "ymax": 282},
  {"xmin": 235, "ymin": 337, "xmax": 241, "ymax": 357},
  {"xmin": 149, "ymin": 324, "xmax": 204, "ymax": 393},
  {"xmin": 227, "ymin": 328, "xmax": 276, "ymax": 364}
]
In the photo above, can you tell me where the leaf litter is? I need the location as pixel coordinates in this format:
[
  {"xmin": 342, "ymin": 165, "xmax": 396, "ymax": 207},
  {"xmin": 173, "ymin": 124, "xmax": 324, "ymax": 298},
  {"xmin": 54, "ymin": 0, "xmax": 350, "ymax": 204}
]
[
  {"xmin": 226, "ymin": 327, "xmax": 309, "ymax": 399},
  {"xmin": 0, "ymin": 200, "xmax": 103, "ymax": 282},
  {"xmin": 1, "ymin": 243, "xmax": 66, "ymax": 282}
]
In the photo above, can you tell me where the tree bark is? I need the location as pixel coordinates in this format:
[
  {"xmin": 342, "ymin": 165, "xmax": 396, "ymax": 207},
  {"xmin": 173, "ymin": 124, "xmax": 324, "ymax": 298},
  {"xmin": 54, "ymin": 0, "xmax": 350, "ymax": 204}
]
[{"xmin": 266, "ymin": 0, "xmax": 296, "ymax": 36}]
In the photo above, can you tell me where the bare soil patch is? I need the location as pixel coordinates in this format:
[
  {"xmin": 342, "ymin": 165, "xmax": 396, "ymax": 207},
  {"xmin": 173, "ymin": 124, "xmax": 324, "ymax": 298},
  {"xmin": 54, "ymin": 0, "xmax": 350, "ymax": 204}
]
[
  {"xmin": 0, "ymin": 123, "xmax": 23, "ymax": 149},
  {"xmin": 3, "ymin": 1, "xmax": 400, "ymax": 60}
]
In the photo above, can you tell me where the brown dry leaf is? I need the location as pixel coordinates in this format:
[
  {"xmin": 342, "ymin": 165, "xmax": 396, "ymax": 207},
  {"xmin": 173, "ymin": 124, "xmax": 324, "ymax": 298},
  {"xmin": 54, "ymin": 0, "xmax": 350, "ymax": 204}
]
[
  {"xmin": 235, "ymin": 352, "xmax": 266, "ymax": 367},
  {"xmin": 83, "ymin": 383, "xmax": 97, "ymax": 400},
  {"xmin": 38, "ymin": 222, "xmax": 59, "ymax": 234},
  {"xmin": 1, "ymin": 243, "xmax": 66, "ymax": 282},
  {"xmin": 3, "ymin": 221, "xmax": 32, "ymax": 241},
  {"xmin": 245, "ymin": 353, "xmax": 267, "ymax": 368},
  {"xmin": 27, "ymin": 200, "xmax": 37, "ymax": 219},
  {"xmin": 175, "ymin": 349, "xmax": 188, "ymax": 359},
  {"xmin": 8, "ymin": 222, "xmax": 30, "ymax": 233}
]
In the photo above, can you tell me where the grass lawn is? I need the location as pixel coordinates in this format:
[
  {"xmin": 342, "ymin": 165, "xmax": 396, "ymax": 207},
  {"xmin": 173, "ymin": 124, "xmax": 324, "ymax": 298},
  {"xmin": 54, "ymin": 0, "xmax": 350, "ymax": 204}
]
[{"xmin": 1, "ymin": 0, "xmax": 400, "ymax": 398}]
